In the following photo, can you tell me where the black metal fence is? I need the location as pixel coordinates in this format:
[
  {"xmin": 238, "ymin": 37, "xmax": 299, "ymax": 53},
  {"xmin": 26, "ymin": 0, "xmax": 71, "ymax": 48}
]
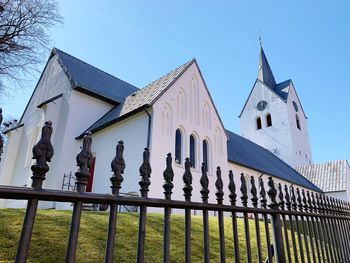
[{"xmin": 0, "ymin": 121, "xmax": 350, "ymax": 263}]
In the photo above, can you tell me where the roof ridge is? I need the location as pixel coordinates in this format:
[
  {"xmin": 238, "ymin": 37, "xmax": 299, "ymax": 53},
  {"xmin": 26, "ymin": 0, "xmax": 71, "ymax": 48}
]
[
  {"xmin": 296, "ymin": 159, "xmax": 348, "ymax": 168},
  {"xmin": 141, "ymin": 58, "xmax": 194, "ymax": 90},
  {"xmin": 52, "ymin": 47, "xmax": 139, "ymax": 90}
]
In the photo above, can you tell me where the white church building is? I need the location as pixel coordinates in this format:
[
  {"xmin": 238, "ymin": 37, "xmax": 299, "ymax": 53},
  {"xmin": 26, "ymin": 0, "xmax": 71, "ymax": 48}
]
[{"xmin": 0, "ymin": 47, "xmax": 325, "ymax": 209}]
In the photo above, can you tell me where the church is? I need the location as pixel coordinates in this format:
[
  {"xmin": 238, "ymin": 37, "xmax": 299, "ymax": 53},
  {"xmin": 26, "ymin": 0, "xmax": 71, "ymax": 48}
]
[{"xmin": 1, "ymin": 46, "xmax": 338, "ymax": 209}]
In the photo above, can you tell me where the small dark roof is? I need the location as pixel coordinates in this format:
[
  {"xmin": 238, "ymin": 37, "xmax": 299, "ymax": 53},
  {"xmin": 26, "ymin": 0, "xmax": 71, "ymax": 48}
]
[
  {"xmin": 226, "ymin": 130, "xmax": 321, "ymax": 192},
  {"xmin": 53, "ymin": 48, "xmax": 138, "ymax": 103},
  {"xmin": 77, "ymin": 59, "xmax": 195, "ymax": 138},
  {"xmin": 273, "ymin": 79, "xmax": 291, "ymax": 101}
]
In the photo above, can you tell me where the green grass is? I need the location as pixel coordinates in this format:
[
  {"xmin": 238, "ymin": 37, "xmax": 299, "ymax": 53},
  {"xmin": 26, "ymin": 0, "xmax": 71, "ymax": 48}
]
[{"xmin": 0, "ymin": 209, "xmax": 280, "ymax": 262}]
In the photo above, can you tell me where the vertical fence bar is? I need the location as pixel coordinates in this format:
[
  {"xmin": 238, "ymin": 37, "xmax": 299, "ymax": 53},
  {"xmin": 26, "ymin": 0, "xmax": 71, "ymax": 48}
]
[
  {"xmin": 303, "ymin": 190, "xmax": 317, "ymax": 263},
  {"xmin": 338, "ymin": 200, "xmax": 350, "ymax": 261},
  {"xmin": 278, "ymin": 184, "xmax": 291, "ymax": 263},
  {"xmin": 291, "ymin": 187, "xmax": 305, "ymax": 263},
  {"xmin": 311, "ymin": 192, "xmax": 325, "ymax": 263},
  {"xmin": 296, "ymin": 188, "xmax": 311, "ymax": 263},
  {"xmin": 285, "ymin": 185, "xmax": 298, "ymax": 263},
  {"xmin": 316, "ymin": 193, "xmax": 331, "ymax": 262},
  {"xmin": 322, "ymin": 195, "xmax": 338, "ymax": 262},
  {"xmin": 250, "ymin": 177, "xmax": 262, "ymax": 263},
  {"xmin": 65, "ymin": 132, "xmax": 93, "ymax": 263},
  {"xmin": 330, "ymin": 198, "xmax": 344, "ymax": 261},
  {"xmin": 307, "ymin": 191, "xmax": 322, "ymax": 263},
  {"xmin": 15, "ymin": 121, "xmax": 54, "ymax": 263},
  {"xmin": 259, "ymin": 178, "xmax": 273, "ymax": 263},
  {"xmin": 163, "ymin": 153, "xmax": 174, "ymax": 263},
  {"xmin": 228, "ymin": 171, "xmax": 240, "ymax": 263},
  {"xmin": 341, "ymin": 201, "xmax": 350, "ymax": 256},
  {"xmin": 200, "ymin": 163, "xmax": 210, "ymax": 263},
  {"xmin": 137, "ymin": 148, "xmax": 152, "ymax": 263},
  {"xmin": 337, "ymin": 199, "xmax": 349, "ymax": 262},
  {"xmin": 240, "ymin": 174, "xmax": 252, "ymax": 263},
  {"xmin": 267, "ymin": 177, "xmax": 286, "ymax": 263},
  {"xmin": 327, "ymin": 197, "xmax": 343, "ymax": 261},
  {"xmin": 104, "ymin": 140, "xmax": 125, "ymax": 263},
  {"xmin": 215, "ymin": 167, "xmax": 226, "ymax": 263},
  {"xmin": 183, "ymin": 158, "xmax": 193, "ymax": 263}
]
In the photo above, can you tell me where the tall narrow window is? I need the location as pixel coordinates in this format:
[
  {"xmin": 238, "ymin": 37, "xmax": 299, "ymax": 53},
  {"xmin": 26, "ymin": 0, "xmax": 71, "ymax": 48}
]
[
  {"xmin": 203, "ymin": 140, "xmax": 208, "ymax": 172},
  {"xmin": 296, "ymin": 114, "xmax": 301, "ymax": 130},
  {"xmin": 266, "ymin": 114, "xmax": 272, "ymax": 127},
  {"xmin": 256, "ymin": 117, "xmax": 262, "ymax": 130},
  {"xmin": 190, "ymin": 135, "xmax": 196, "ymax": 168},
  {"xmin": 175, "ymin": 129, "xmax": 182, "ymax": 163}
]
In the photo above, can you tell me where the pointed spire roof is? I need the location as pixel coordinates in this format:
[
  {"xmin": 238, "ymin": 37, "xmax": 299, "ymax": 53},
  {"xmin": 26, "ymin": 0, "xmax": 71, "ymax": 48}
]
[{"xmin": 258, "ymin": 47, "xmax": 276, "ymax": 89}]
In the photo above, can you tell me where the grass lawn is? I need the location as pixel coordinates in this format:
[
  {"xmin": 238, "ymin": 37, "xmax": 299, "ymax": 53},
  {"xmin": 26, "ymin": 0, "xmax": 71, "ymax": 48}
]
[{"xmin": 0, "ymin": 209, "xmax": 281, "ymax": 262}]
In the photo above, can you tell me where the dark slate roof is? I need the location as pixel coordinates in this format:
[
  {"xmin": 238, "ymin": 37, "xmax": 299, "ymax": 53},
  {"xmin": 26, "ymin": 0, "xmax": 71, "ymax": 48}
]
[
  {"xmin": 226, "ymin": 130, "xmax": 321, "ymax": 192},
  {"xmin": 273, "ymin": 79, "xmax": 292, "ymax": 101},
  {"xmin": 53, "ymin": 48, "xmax": 138, "ymax": 103},
  {"xmin": 78, "ymin": 59, "xmax": 195, "ymax": 137},
  {"xmin": 296, "ymin": 160, "xmax": 349, "ymax": 192},
  {"xmin": 259, "ymin": 47, "xmax": 276, "ymax": 89}
]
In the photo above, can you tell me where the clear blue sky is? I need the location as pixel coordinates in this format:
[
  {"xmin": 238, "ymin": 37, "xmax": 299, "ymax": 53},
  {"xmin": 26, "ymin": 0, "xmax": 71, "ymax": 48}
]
[{"xmin": 2, "ymin": 1, "xmax": 350, "ymax": 164}]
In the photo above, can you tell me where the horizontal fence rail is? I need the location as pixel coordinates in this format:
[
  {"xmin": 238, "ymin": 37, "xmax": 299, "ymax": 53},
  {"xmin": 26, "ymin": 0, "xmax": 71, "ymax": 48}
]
[{"xmin": 0, "ymin": 120, "xmax": 350, "ymax": 263}]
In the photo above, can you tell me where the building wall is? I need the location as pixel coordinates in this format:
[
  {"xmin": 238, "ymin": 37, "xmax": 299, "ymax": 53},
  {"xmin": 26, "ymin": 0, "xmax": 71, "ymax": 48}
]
[
  {"xmin": 0, "ymin": 56, "xmax": 114, "ymax": 208},
  {"xmin": 149, "ymin": 63, "xmax": 228, "ymax": 204},
  {"xmin": 88, "ymin": 112, "xmax": 149, "ymax": 196},
  {"xmin": 240, "ymin": 81, "xmax": 312, "ymax": 168},
  {"xmin": 240, "ymin": 81, "xmax": 294, "ymax": 165},
  {"xmin": 285, "ymin": 85, "xmax": 313, "ymax": 167}
]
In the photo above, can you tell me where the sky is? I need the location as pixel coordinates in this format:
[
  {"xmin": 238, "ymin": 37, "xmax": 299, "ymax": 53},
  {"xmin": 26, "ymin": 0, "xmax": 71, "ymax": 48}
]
[{"xmin": 1, "ymin": 1, "xmax": 350, "ymax": 164}]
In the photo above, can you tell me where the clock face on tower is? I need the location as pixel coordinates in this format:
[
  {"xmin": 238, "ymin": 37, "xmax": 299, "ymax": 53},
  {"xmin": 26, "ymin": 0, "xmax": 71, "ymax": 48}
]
[{"xmin": 256, "ymin": 100, "xmax": 268, "ymax": 111}]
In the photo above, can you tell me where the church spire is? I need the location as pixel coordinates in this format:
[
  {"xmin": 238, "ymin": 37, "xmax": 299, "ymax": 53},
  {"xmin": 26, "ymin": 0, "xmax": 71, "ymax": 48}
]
[{"xmin": 258, "ymin": 47, "xmax": 276, "ymax": 88}]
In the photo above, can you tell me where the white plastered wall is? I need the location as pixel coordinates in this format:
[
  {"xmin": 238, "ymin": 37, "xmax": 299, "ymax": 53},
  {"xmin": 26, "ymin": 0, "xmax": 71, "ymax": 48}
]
[
  {"xmin": 240, "ymin": 81, "xmax": 295, "ymax": 166},
  {"xmin": 149, "ymin": 62, "xmax": 228, "ymax": 207},
  {"xmin": 286, "ymin": 84, "xmax": 313, "ymax": 167},
  {"xmin": 0, "ymin": 54, "xmax": 114, "ymax": 208},
  {"xmin": 87, "ymin": 112, "xmax": 149, "ymax": 197}
]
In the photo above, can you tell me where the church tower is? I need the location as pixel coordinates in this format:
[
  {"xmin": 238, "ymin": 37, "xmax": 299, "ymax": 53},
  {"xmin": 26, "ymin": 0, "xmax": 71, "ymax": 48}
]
[{"xmin": 239, "ymin": 46, "xmax": 313, "ymax": 168}]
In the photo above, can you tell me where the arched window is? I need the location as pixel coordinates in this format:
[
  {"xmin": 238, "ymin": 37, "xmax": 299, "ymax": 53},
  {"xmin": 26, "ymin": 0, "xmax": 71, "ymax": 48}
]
[
  {"xmin": 296, "ymin": 114, "xmax": 301, "ymax": 130},
  {"xmin": 256, "ymin": 117, "xmax": 262, "ymax": 130},
  {"xmin": 266, "ymin": 114, "xmax": 272, "ymax": 127},
  {"xmin": 175, "ymin": 129, "xmax": 182, "ymax": 163},
  {"xmin": 190, "ymin": 135, "xmax": 196, "ymax": 168},
  {"xmin": 203, "ymin": 140, "xmax": 208, "ymax": 172}
]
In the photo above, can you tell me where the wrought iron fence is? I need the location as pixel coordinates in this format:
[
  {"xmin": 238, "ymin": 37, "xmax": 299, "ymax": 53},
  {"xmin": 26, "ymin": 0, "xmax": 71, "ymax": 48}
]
[{"xmin": 0, "ymin": 120, "xmax": 349, "ymax": 263}]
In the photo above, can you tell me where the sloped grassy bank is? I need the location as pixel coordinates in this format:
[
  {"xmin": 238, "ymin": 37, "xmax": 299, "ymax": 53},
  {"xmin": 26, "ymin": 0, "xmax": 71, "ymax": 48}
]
[{"xmin": 0, "ymin": 209, "xmax": 275, "ymax": 262}]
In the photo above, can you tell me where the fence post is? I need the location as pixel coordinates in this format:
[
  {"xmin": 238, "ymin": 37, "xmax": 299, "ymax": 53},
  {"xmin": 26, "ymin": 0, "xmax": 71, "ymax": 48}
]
[
  {"xmin": 15, "ymin": 121, "xmax": 54, "ymax": 263},
  {"xmin": 200, "ymin": 162, "xmax": 210, "ymax": 263},
  {"xmin": 65, "ymin": 132, "xmax": 93, "ymax": 263},
  {"xmin": 215, "ymin": 167, "xmax": 226, "ymax": 263},
  {"xmin": 163, "ymin": 153, "xmax": 174, "ymax": 263},
  {"xmin": 267, "ymin": 177, "xmax": 286, "ymax": 263},
  {"xmin": 137, "ymin": 148, "xmax": 152, "ymax": 263},
  {"xmin": 183, "ymin": 158, "xmax": 193, "ymax": 263},
  {"xmin": 104, "ymin": 140, "xmax": 125, "ymax": 263},
  {"xmin": 228, "ymin": 171, "xmax": 240, "ymax": 263}
]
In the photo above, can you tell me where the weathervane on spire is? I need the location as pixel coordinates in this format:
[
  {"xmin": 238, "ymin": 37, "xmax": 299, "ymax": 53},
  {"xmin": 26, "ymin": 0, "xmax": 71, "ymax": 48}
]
[{"xmin": 258, "ymin": 31, "xmax": 262, "ymax": 47}]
